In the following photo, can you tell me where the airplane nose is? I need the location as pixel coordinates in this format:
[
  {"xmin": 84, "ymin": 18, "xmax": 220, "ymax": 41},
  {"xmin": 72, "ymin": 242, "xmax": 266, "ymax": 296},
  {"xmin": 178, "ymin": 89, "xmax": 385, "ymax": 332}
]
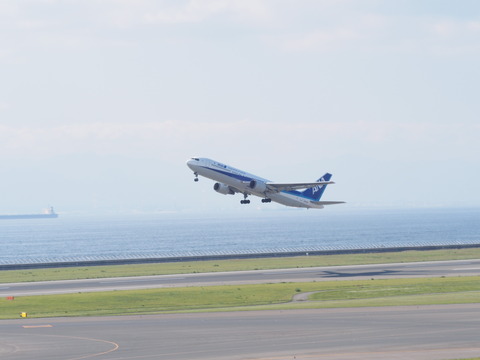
[{"xmin": 186, "ymin": 158, "xmax": 199, "ymax": 170}]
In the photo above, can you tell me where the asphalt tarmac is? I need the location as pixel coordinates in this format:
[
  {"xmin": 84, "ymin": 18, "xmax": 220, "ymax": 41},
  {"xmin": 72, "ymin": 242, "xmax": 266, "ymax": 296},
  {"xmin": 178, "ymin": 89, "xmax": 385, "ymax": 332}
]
[
  {"xmin": 1, "ymin": 260, "xmax": 480, "ymax": 359},
  {"xmin": 1, "ymin": 305, "xmax": 480, "ymax": 360},
  {"xmin": 2, "ymin": 259, "xmax": 480, "ymax": 297}
]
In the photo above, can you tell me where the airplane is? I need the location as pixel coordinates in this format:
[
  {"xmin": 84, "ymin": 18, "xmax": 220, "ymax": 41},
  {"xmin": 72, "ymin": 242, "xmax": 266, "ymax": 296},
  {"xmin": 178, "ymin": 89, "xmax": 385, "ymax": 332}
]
[{"xmin": 186, "ymin": 157, "xmax": 345, "ymax": 209}]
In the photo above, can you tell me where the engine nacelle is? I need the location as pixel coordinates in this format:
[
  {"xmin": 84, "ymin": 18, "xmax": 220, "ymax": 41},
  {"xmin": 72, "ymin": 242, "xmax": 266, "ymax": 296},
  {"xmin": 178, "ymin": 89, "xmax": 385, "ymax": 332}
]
[
  {"xmin": 213, "ymin": 182, "xmax": 235, "ymax": 195},
  {"xmin": 248, "ymin": 179, "xmax": 267, "ymax": 193}
]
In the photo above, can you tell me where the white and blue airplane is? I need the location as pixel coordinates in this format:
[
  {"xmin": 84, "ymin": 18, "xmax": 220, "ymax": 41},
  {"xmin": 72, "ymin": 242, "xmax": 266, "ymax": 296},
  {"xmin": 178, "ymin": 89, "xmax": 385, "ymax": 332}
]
[{"xmin": 187, "ymin": 157, "xmax": 345, "ymax": 209}]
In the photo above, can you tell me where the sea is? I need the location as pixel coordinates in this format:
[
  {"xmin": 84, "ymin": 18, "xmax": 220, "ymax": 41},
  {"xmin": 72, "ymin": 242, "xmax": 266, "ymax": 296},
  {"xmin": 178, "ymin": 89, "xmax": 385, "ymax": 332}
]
[{"xmin": 0, "ymin": 207, "xmax": 479, "ymax": 265}]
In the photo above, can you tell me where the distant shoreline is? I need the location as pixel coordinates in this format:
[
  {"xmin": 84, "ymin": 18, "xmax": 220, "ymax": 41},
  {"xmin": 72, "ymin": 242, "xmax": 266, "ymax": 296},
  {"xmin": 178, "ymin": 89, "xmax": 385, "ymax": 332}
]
[
  {"xmin": 0, "ymin": 207, "xmax": 58, "ymax": 220},
  {"xmin": 1, "ymin": 243, "xmax": 479, "ymax": 271},
  {"xmin": 0, "ymin": 214, "xmax": 58, "ymax": 220}
]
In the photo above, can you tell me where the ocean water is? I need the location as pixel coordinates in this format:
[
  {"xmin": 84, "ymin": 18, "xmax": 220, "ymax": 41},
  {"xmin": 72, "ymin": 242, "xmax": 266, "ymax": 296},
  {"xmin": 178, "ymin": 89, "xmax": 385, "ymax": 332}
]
[{"xmin": 0, "ymin": 208, "xmax": 479, "ymax": 265}]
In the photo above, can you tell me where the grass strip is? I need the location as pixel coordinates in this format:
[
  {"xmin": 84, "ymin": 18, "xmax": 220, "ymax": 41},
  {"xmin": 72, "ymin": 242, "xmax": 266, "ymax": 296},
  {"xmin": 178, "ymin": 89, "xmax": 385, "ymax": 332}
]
[
  {"xmin": 2, "ymin": 248, "xmax": 480, "ymax": 283},
  {"xmin": 2, "ymin": 276, "xmax": 480, "ymax": 319}
]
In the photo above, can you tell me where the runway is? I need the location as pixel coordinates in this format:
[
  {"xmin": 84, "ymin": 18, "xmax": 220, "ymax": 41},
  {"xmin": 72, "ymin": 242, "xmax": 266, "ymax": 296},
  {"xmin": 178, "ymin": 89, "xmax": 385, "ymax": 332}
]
[
  {"xmin": 1, "ymin": 305, "xmax": 480, "ymax": 359},
  {"xmin": 2, "ymin": 259, "xmax": 480, "ymax": 297},
  {"xmin": 1, "ymin": 260, "xmax": 480, "ymax": 359}
]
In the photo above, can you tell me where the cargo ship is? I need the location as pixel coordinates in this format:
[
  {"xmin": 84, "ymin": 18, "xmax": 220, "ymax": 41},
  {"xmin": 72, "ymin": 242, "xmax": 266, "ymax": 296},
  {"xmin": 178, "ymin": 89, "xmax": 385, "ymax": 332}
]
[{"xmin": 0, "ymin": 207, "xmax": 59, "ymax": 220}]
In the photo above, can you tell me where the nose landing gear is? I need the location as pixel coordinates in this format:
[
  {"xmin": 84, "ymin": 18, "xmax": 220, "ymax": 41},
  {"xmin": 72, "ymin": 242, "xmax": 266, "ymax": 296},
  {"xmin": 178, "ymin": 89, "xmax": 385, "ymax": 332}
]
[{"xmin": 193, "ymin": 172, "xmax": 199, "ymax": 182}]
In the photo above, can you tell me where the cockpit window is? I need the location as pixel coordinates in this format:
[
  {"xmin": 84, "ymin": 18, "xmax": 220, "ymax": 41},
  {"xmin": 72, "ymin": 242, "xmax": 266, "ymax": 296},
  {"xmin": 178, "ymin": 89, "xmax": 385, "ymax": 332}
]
[{"xmin": 191, "ymin": 158, "xmax": 200, "ymax": 161}]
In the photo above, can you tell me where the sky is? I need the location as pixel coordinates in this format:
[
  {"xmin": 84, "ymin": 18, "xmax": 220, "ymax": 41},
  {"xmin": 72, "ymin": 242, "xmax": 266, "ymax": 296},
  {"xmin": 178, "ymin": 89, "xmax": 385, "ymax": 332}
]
[{"xmin": 0, "ymin": 0, "xmax": 479, "ymax": 215}]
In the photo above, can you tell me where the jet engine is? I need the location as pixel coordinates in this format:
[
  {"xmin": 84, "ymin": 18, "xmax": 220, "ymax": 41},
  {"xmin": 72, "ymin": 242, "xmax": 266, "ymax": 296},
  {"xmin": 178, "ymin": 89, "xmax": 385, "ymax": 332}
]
[
  {"xmin": 248, "ymin": 179, "xmax": 267, "ymax": 193},
  {"xmin": 213, "ymin": 182, "xmax": 235, "ymax": 195}
]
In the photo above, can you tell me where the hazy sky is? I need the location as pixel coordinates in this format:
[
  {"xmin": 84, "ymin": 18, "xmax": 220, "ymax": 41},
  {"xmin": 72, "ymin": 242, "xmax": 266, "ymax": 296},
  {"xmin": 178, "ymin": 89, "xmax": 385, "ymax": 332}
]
[{"xmin": 1, "ymin": 0, "xmax": 479, "ymax": 214}]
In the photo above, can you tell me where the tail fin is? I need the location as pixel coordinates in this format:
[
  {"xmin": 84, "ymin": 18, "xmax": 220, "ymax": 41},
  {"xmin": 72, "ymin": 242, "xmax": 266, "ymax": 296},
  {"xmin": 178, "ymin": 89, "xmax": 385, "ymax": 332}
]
[{"xmin": 301, "ymin": 173, "xmax": 332, "ymax": 201}]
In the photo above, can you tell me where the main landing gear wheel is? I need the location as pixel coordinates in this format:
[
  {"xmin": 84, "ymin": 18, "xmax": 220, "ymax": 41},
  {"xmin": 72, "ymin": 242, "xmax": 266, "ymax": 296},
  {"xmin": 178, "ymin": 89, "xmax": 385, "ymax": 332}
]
[
  {"xmin": 261, "ymin": 198, "xmax": 272, "ymax": 203},
  {"xmin": 241, "ymin": 193, "xmax": 250, "ymax": 204}
]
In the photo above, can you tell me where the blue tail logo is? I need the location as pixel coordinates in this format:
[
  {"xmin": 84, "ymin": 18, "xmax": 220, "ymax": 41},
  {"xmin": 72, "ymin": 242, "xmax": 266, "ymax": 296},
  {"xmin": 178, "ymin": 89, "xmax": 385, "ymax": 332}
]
[{"xmin": 302, "ymin": 173, "xmax": 332, "ymax": 201}]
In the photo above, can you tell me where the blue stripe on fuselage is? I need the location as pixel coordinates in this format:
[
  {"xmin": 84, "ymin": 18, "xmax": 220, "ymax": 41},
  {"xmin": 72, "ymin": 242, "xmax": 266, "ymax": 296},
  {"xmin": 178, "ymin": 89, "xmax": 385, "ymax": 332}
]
[{"xmin": 202, "ymin": 166, "xmax": 252, "ymax": 182}]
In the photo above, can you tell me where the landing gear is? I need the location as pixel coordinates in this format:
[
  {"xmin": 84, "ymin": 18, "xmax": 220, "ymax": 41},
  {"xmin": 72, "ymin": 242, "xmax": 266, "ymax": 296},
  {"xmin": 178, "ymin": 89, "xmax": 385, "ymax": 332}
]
[
  {"xmin": 240, "ymin": 193, "xmax": 250, "ymax": 204},
  {"xmin": 261, "ymin": 198, "xmax": 272, "ymax": 203},
  {"xmin": 193, "ymin": 172, "xmax": 199, "ymax": 182}
]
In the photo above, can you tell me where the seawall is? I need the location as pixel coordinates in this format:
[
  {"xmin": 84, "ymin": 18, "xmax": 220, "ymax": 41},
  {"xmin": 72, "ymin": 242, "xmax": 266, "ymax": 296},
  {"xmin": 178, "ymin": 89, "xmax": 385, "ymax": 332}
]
[{"xmin": 1, "ymin": 243, "xmax": 479, "ymax": 271}]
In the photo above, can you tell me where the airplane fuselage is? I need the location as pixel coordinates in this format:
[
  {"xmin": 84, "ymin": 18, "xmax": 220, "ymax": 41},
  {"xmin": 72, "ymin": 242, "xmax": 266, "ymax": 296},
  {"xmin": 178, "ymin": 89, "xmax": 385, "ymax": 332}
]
[{"xmin": 187, "ymin": 158, "xmax": 340, "ymax": 209}]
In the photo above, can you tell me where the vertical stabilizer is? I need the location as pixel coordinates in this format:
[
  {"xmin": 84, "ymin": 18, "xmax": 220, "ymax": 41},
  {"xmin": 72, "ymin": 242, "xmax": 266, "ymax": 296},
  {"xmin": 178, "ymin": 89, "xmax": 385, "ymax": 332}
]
[{"xmin": 301, "ymin": 173, "xmax": 332, "ymax": 201}]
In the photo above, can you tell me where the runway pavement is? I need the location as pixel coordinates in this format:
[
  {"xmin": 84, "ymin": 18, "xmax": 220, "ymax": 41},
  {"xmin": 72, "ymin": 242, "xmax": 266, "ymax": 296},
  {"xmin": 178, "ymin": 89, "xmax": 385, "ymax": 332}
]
[
  {"xmin": 1, "ymin": 305, "xmax": 480, "ymax": 359},
  {"xmin": 1, "ymin": 259, "xmax": 480, "ymax": 359},
  {"xmin": 2, "ymin": 259, "xmax": 480, "ymax": 297}
]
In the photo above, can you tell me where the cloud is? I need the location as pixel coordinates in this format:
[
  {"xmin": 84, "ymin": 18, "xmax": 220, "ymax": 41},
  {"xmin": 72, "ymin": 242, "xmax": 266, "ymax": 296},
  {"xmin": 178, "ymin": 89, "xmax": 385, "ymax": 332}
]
[
  {"xmin": 421, "ymin": 18, "xmax": 480, "ymax": 54},
  {"xmin": 0, "ymin": 101, "xmax": 9, "ymax": 111},
  {"xmin": 118, "ymin": 0, "xmax": 272, "ymax": 26},
  {"xmin": 429, "ymin": 18, "xmax": 480, "ymax": 37},
  {"xmin": 468, "ymin": 21, "xmax": 480, "ymax": 31},
  {"xmin": 0, "ymin": 121, "xmax": 477, "ymax": 165},
  {"xmin": 3, "ymin": 1, "xmax": 479, "ymax": 57},
  {"xmin": 277, "ymin": 27, "xmax": 361, "ymax": 52},
  {"xmin": 268, "ymin": 8, "xmax": 480, "ymax": 55},
  {"xmin": 144, "ymin": 0, "xmax": 231, "ymax": 24}
]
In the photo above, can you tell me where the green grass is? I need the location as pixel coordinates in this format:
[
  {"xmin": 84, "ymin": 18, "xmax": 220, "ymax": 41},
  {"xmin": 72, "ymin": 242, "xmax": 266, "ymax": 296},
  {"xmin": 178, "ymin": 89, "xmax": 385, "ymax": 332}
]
[
  {"xmin": 309, "ymin": 276, "xmax": 480, "ymax": 300},
  {"xmin": 2, "ymin": 248, "xmax": 480, "ymax": 283},
  {"xmin": 2, "ymin": 276, "xmax": 480, "ymax": 319}
]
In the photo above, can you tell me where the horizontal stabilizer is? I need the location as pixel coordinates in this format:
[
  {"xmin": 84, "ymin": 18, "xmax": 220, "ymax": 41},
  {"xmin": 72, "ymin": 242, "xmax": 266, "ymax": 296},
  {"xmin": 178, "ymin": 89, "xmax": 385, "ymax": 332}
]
[{"xmin": 311, "ymin": 201, "xmax": 346, "ymax": 205}]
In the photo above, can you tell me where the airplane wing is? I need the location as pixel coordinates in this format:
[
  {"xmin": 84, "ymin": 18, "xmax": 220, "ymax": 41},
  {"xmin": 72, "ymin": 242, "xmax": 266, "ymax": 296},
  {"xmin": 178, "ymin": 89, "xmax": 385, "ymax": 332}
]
[
  {"xmin": 266, "ymin": 181, "xmax": 335, "ymax": 192},
  {"xmin": 228, "ymin": 186, "xmax": 242, "ymax": 194}
]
